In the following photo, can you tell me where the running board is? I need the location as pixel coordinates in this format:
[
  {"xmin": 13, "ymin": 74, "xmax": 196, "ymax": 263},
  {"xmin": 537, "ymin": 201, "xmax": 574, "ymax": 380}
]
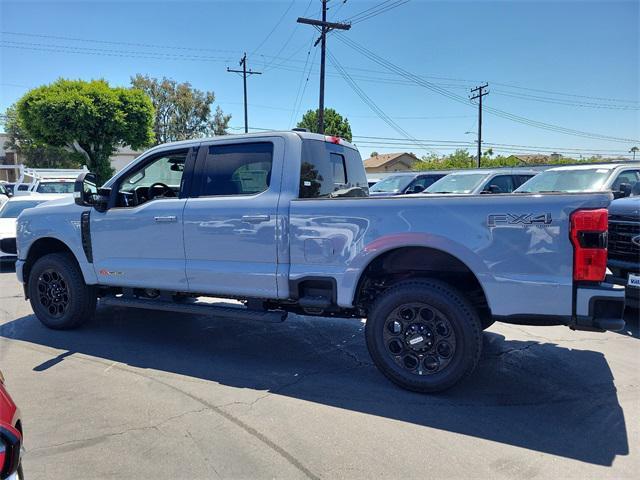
[{"xmin": 100, "ymin": 296, "xmax": 288, "ymax": 323}]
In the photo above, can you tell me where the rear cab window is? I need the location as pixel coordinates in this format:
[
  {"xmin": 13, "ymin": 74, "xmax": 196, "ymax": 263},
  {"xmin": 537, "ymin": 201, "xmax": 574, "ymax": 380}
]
[{"xmin": 299, "ymin": 139, "xmax": 368, "ymax": 198}]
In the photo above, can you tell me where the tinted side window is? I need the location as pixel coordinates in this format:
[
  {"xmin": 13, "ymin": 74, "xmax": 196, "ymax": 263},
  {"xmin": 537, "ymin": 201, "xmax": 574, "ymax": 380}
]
[
  {"xmin": 200, "ymin": 142, "xmax": 273, "ymax": 196},
  {"xmin": 300, "ymin": 140, "xmax": 368, "ymax": 198},
  {"xmin": 611, "ymin": 170, "xmax": 640, "ymax": 190},
  {"xmin": 487, "ymin": 175, "xmax": 515, "ymax": 193}
]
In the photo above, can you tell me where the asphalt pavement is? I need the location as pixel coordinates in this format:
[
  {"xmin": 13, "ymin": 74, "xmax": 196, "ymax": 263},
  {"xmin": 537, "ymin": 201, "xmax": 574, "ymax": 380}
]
[{"xmin": 0, "ymin": 269, "xmax": 638, "ymax": 479}]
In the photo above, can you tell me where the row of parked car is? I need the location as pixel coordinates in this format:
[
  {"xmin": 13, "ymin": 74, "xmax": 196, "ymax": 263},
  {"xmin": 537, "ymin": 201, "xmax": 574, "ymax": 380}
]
[
  {"xmin": 368, "ymin": 162, "xmax": 640, "ymax": 197},
  {"xmin": 367, "ymin": 161, "xmax": 640, "ymax": 308}
]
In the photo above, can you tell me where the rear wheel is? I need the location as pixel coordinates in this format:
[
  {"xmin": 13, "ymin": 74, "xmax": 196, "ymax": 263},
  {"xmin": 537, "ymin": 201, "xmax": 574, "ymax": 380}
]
[
  {"xmin": 365, "ymin": 280, "xmax": 482, "ymax": 393},
  {"xmin": 28, "ymin": 253, "xmax": 96, "ymax": 329}
]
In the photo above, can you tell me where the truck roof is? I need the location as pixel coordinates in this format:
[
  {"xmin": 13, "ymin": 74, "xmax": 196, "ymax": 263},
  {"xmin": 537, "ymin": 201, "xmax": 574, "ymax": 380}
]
[
  {"xmin": 546, "ymin": 162, "xmax": 639, "ymax": 171},
  {"xmin": 144, "ymin": 130, "xmax": 358, "ymax": 153}
]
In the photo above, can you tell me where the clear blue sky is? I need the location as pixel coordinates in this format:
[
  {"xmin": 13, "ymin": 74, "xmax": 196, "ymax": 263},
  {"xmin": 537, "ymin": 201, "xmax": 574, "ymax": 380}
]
[{"xmin": 1, "ymin": 0, "xmax": 638, "ymax": 159}]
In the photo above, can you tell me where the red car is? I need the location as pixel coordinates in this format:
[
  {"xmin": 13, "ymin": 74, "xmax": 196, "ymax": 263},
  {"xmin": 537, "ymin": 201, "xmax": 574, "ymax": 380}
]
[{"xmin": 0, "ymin": 370, "xmax": 22, "ymax": 479}]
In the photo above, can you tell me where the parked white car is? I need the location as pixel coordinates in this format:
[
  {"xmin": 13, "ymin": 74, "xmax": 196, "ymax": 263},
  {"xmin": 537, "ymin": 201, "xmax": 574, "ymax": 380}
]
[
  {"xmin": 0, "ymin": 194, "xmax": 67, "ymax": 261},
  {"xmin": 0, "ymin": 183, "xmax": 10, "ymax": 208},
  {"xmin": 514, "ymin": 163, "xmax": 640, "ymax": 195}
]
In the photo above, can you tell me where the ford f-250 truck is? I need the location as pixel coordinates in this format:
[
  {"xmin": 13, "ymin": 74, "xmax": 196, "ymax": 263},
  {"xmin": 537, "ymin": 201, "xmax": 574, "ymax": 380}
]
[{"xmin": 14, "ymin": 131, "xmax": 625, "ymax": 392}]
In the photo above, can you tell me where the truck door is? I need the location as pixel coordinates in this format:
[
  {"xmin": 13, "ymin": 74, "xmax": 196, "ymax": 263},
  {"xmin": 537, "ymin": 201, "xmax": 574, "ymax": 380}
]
[
  {"xmin": 183, "ymin": 137, "xmax": 284, "ymax": 298},
  {"xmin": 90, "ymin": 147, "xmax": 194, "ymax": 290}
]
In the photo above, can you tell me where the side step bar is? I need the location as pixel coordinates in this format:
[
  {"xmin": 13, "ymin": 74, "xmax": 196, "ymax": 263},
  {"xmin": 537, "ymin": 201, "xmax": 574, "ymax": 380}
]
[{"xmin": 100, "ymin": 296, "xmax": 288, "ymax": 323}]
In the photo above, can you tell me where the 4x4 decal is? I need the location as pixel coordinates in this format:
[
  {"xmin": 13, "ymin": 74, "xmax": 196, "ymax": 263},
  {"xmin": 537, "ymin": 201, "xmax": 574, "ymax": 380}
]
[{"xmin": 487, "ymin": 213, "xmax": 553, "ymax": 227}]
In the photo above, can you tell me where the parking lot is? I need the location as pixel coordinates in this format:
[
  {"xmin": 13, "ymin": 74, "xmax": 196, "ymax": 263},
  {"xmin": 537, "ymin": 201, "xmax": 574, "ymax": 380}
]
[{"xmin": 0, "ymin": 269, "xmax": 638, "ymax": 479}]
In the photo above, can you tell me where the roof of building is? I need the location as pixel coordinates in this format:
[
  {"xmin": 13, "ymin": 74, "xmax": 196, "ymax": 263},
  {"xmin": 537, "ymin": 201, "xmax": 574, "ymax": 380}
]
[{"xmin": 363, "ymin": 152, "xmax": 418, "ymax": 169}]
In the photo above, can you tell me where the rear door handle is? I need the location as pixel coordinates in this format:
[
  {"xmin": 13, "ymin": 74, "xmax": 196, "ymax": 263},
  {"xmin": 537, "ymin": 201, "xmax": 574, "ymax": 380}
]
[
  {"xmin": 154, "ymin": 215, "xmax": 177, "ymax": 223},
  {"xmin": 241, "ymin": 214, "xmax": 271, "ymax": 223}
]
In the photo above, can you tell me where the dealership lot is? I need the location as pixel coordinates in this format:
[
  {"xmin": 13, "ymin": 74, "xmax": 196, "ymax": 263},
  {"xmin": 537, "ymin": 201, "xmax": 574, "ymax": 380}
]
[{"xmin": 0, "ymin": 271, "xmax": 637, "ymax": 479}]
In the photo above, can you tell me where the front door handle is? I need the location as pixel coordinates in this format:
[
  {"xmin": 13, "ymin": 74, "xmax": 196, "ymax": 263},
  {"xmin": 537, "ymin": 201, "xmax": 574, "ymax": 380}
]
[
  {"xmin": 241, "ymin": 214, "xmax": 271, "ymax": 223},
  {"xmin": 154, "ymin": 215, "xmax": 177, "ymax": 223}
]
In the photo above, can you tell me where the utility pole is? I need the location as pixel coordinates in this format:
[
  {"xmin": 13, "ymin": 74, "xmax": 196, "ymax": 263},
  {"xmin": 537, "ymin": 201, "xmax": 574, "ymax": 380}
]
[
  {"xmin": 297, "ymin": 0, "xmax": 351, "ymax": 134},
  {"xmin": 470, "ymin": 83, "xmax": 489, "ymax": 168},
  {"xmin": 227, "ymin": 53, "xmax": 262, "ymax": 133}
]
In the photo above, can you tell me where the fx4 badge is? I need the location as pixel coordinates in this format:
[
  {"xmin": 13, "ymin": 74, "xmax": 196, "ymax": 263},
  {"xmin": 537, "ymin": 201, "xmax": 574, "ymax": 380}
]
[
  {"xmin": 99, "ymin": 269, "xmax": 123, "ymax": 277},
  {"xmin": 487, "ymin": 213, "xmax": 553, "ymax": 227}
]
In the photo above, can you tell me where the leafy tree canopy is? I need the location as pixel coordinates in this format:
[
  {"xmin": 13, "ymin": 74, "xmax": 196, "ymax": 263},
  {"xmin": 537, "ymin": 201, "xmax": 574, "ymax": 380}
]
[
  {"xmin": 3, "ymin": 105, "xmax": 84, "ymax": 169},
  {"xmin": 413, "ymin": 149, "xmax": 623, "ymax": 170},
  {"xmin": 16, "ymin": 78, "xmax": 155, "ymax": 182},
  {"xmin": 131, "ymin": 74, "xmax": 231, "ymax": 144},
  {"xmin": 296, "ymin": 108, "xmax": 353, "ymax": 142}
]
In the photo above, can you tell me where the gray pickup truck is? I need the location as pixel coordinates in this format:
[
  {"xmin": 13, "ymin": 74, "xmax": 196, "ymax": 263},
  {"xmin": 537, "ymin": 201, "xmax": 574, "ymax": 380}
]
[{"xmin": 14, "ymin": 131, "xmax": 625, "ymax": 392}]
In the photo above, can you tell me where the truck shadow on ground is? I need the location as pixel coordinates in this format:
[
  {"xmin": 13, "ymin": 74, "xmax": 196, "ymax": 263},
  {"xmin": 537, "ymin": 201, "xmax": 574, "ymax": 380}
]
[{"xmin": 0, "ymin": 305, "xmax": 630, "ymax": 467}]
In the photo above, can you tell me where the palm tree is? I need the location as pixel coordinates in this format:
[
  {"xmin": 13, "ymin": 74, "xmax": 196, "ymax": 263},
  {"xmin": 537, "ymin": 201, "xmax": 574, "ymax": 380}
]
[{"xmin": 630, "ymin": 146, "xmax": 639, "ymax": 161}]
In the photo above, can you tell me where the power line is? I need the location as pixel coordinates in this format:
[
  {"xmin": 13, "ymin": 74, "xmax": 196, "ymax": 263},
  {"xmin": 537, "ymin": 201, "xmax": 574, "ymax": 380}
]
[
  {"xmin": 252, "ymin": 0, "xmax": 297, "ymax": 56},
  {"xmin": 289, "ymin": 35, "xmax": 318, "ymax": 128},
  {"xmin": 0, "ymin": 30, "xmax": 640, "ymax": 109},
  {"xmin": 327, "ymin": 48, "xmax": 434, "ymax": 153},
  {"xmin": 0, "ymin": 30, "xmax": 238, "ymax": 54},
  {"xmin": 333, "ymin": 33, "xmax": 640, "ymax": 144},
  {"xmin": 261, "ymin": 0, "xmax": 314, "ymax": 72},
  {"xmin": 3, "ymin": 30, "xmax": 637, "ymax": 105},
  {"xmin": 345, "ymin": 0, "xmax": 410, "ymax": 25}
]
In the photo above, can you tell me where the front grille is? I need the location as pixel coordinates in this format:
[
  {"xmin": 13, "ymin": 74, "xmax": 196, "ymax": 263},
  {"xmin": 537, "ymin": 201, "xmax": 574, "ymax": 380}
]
[{"xmin": 608, "ymin": 215, "xmax": 640, "ymax": 264}]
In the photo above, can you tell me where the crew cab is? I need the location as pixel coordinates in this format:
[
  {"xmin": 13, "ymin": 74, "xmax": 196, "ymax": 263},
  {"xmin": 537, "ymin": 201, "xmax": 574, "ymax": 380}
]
[{"xmin": 15, "ymin": 131, "xmax": 625, "ymax": 392}]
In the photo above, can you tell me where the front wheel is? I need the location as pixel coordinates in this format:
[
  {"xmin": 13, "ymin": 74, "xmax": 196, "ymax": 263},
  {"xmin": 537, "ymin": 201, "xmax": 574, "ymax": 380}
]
[
  {"xmin": 28, "ymin": 253, "xmax": 96, "ymax": 329},
  {"xmin": 365, "ymin": 280, "xmax": 482, "ymax": 393}
]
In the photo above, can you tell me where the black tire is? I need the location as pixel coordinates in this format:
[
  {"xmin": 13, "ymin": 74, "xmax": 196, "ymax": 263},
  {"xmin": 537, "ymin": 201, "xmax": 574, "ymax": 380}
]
[
  {"xmin": 28, "ymin": 252, "xmax": 96, "ymax": 329},
  {"xmin": 365, "ymin": 280, "xmax": 482, "ymax": 393}
]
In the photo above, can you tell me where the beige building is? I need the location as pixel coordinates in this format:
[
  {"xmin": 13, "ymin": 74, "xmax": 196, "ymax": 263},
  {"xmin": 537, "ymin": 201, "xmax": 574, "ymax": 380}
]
[{"xmin": 363, "ymin": 152, "xmax": 419, "ymax": 173}]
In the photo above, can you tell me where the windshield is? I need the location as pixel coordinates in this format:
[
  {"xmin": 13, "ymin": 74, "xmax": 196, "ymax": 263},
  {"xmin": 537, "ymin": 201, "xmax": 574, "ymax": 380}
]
[
  {"xmin": 425, "ymin": 173, "xmax": 488, "ymax": 194},
  {"xmin": 369, "ymin": 175, "xmax": 414, "ymax": 193},
  {"xmin": 36, "ymin": 181, "xmax": 75, "ymax": 194},
  {"xmin": 0, "ymin": 200, "xmax": 47, "ymax": 218},
  {"xmin": 515, "ymin": 168, "xmax": 612, "ymax": 193}
]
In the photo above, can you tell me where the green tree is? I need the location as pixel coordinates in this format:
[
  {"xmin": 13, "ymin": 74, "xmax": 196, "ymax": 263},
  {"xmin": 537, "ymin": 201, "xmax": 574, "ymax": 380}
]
[
  {"xmin": 3, "ymin": 105, "xmax": 85, "ymax": 169},
  {"xmin": 414, "ymin": 149, "xmax": 476, "ymax": 170},
  {"xmin": 17, "ymin": 79, "xmax": 154, "ymax": 182},
  {"xmin": 296, "ymin": 108, "xmax": 353, "ymax": 142},
  {"xmin": 131, "ymin": 74, "xmax": 231, "ymax": 144}
]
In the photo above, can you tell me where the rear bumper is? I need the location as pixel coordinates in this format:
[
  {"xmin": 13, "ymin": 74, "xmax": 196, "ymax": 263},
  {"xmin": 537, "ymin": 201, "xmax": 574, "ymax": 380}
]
[
  {"xmin": 572, "ymin": 281, "xmax": 626, "ymax": 331},
  {"xmin": 495, "ymin": 281, "xmax": 626, "ymax": 332}
]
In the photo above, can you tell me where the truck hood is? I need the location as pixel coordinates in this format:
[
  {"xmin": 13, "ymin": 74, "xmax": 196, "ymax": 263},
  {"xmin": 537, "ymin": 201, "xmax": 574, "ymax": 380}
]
[{"xmin": 608, "ymin": 197, "xmax": 640, "ymax": 218}]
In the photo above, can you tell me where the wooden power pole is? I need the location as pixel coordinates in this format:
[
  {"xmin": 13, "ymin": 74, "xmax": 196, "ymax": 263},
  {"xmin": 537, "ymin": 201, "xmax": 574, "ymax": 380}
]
[
  {"xmin": 470, "ymin": 83, "xmax": 489, "ymax": 168},
  {"xmin": 297, "ymin": 0, "xmax": 351, "ymax": 133},
  {"xmin": 227, "ymin": 53, "xmax": 262, "ymax": 133}
]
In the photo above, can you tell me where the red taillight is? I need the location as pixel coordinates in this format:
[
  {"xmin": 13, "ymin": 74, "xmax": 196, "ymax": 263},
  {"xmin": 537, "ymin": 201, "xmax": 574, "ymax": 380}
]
[
  {"xmin": 570, "ymin": 208, "xmax": 608, "ymax": 282},
  {"xmin": 325, "ymin": 135, "xmax": 341, "ymax": 144}
]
